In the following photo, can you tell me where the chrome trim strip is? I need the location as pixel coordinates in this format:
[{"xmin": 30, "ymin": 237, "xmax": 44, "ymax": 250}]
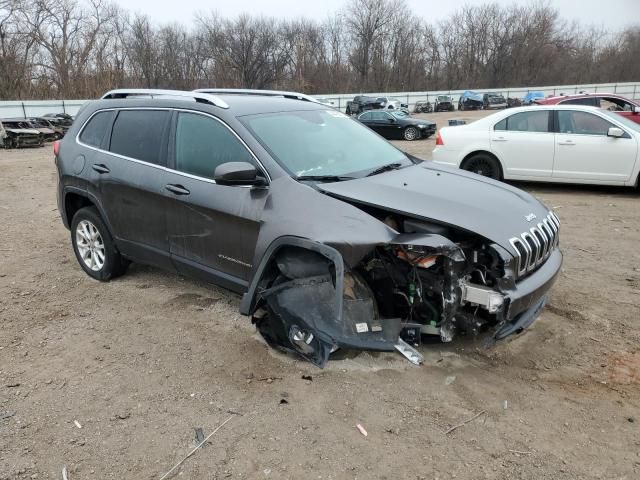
[
  {"xmin": 75, "ymin": 107, "xmax": 271, "ymax": 186},
  {"xmin": 101, "ymin": 89, "xmax": 230, "ymax": 109},
  {"xmin": 521, "ymin": 231, "xmax": 539, "ymax": 271},
  {"xmin": 533, "ymin": 224, "xmax": 549, "ymax": 260}
]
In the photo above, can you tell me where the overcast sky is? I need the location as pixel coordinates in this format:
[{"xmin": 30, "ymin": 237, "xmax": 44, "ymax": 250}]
[{"xmin": 119, "ymin": 0, "xmax": 639, "ymax": 30}]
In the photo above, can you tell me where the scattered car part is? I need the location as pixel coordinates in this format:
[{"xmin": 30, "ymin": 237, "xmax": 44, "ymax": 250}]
[{"xmin": 394, "ymin": 338, "xmax": 424, "ymax": 365}]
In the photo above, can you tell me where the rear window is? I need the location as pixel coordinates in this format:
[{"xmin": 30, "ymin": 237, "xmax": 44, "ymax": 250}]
[
  {"xmin": 79, "ymin": 111, "xmax": 114, "ymax": 148},
  {"xmin": 109, "ymin": 110, "xmax": 170, "ymax": 165},
  {"xmin": 560, "ymin": 97, "xmax": 597, "ymax": 107}
]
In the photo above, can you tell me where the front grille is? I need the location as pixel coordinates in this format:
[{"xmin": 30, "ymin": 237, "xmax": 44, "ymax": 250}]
[{"xmin": 509, "ymin": 211, "xmax": 560, "ymax": 277}]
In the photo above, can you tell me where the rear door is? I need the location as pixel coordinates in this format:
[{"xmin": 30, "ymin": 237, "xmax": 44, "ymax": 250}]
[
  {"xmin": 490, "ymin": 110, "xmax": 555, "ymax": 178},
  {"xmin": 164, "ymin": 110, "xmax": 268, "ymax": 291},
  {"xmin": 87, "ymin": 108, "xmax": 174, "ymax": 269},
  {"xmin": 553, "ymin": 109, "xmax": 637, "ymax": 182}
]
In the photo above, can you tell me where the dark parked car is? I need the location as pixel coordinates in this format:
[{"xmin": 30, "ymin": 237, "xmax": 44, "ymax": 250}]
[
  {"xmin": 345, "ymin": 95, "xmax": 385, "ymax": 115},
  {"xmin": 458, "ymin": 91, "xmax": 484, "ymax": 111},
  {"xmin": 56, "ymin": 88, "xmax": 562, "ymax": 367},
  {"xmin": 413, "ymin": 100, "xmax": 433, "ymax": 113},
  {"xmin": 358, "ymin": 110, "xmax": 435, "ymax": 141},
  {"xmin": 434, "ymin": 95, "xmax": 455, "ymax": 112},
  {"xmin": 483, "ymin": 93, "xmax": 507, "ymax": 110}
]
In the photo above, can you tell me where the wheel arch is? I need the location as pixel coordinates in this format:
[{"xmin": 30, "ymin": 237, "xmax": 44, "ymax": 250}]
[
  {"xmin": 240, "ymin": 236, "xmax": 345, "ymax": 317},
  {"xmin": 460, "ymin": 150, "xmax": 504, "ymax": 179},
  {"xmin": 62, "ymin": 187, "xmax": 114, "ymax": 235}
]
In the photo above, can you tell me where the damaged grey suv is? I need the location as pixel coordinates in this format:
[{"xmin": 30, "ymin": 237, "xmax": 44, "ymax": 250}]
[{"xmin": 55, "ymin": 89, "xmax": 562, "ymax": 367}]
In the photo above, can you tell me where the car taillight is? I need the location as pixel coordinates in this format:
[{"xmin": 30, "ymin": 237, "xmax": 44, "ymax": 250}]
[
  {"xmin": 53, "ymin": 140, "xmax": 60, "ymax": 156},
  {"xmin": 435, "ymin": 131, "xmax": 444, "ymax": 146}
]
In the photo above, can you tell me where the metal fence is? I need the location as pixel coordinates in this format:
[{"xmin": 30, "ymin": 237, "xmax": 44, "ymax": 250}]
[
  {"xmin": 321, "ymin": 82, "xmax": 640, "ymax": 111},
  {"xmin": 1, "ymin": 82, "xmax": 639, "ymax": 117}
]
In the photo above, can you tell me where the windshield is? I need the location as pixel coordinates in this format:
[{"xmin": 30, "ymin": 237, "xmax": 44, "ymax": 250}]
[
  {"xmin": 437, "ymin": 96, "xmax": 450, "ymax": 101},
  {"xmin": 241, "ymin": 109, "xmax": 409, "ymax": 178},
  {"xmin": 599, "ymin": 109, "xmax": 640, "ymax": 133}
]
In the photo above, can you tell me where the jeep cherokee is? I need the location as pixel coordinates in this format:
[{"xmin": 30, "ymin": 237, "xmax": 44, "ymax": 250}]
[{"xmin": 55, "ymin": 88, "xmax": 562, "ymax": 367}]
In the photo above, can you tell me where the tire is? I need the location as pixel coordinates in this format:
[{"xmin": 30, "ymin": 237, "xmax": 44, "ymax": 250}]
[
  {"xmin": 346, "ymin": 107, "xmax": 352, "ymax": 116},
  {"xmin": 403, "ymin": 126, "xmax": 420, "ymax": 141},
  {"xmin": 462, "ymin": 153, "xmax": 502, "ymax": 180},
  {"xmin": 71, "ymin": 206, "xmax": 128, "ymax": 281}
]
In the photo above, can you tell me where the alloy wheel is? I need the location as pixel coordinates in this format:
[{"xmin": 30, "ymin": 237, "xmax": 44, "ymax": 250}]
[{"xmin": 75, "ymin": 220, "xmax": 106, "ymax": 271}]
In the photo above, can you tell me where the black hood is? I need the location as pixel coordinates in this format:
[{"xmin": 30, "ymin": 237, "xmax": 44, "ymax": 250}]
[{"xmin": 317, "ymin": 162, "xmax": 551, "ymax": 258}]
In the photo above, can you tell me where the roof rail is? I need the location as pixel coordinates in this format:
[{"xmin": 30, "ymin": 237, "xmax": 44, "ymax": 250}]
[
  {"xmin": 193, "ymin": 88, "xmax": 321, "ymax": 104},
  {"xmin": 100, "ymin": 89, "xmax": 229, "ymax": 109}
]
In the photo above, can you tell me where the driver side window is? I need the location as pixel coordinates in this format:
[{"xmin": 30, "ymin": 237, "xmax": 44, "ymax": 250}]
[
  {"xmin": 557, "ymin": 111, "xmax": 614, "ymax": 136},
  {"xmin": 174, "ymin": 112, "xmax": 254, "ymax": 180},
  {"xmin": 600, "ymin": 97, "xmax": 633, "ymax": 112}
]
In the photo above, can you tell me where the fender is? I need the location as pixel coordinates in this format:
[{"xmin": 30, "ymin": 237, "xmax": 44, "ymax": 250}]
[{"xmin": 240, "ymin": 236, "xmax": 345, "ymax": 317}]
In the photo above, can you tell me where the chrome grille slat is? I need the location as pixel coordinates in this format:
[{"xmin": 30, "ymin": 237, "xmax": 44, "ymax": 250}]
[{"xmin": 509, "ymin": 211, "xmax": 560, "ymax": 277}]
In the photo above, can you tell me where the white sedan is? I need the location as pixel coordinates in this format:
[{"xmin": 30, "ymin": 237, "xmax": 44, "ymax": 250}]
[{"xmin": 432, "ymin": 105, "xmax": 640, "ymax": 187}]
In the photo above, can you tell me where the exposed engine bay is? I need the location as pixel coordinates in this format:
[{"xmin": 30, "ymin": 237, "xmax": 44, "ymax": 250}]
[{"xmin": 249, "ymin": 208, "xmax": 555, "ymax": 368}]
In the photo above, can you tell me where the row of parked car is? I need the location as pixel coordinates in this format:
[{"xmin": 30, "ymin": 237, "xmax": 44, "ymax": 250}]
[{"xmin": 0, "ymin": 113, "xmax": 73, "ymax": 148}]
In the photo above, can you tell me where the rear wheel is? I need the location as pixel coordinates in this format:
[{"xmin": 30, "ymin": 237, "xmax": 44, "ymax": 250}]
[
  {"xmin": 346, "ymin": 106, "xmax": 352, "ymax": 115},
  {"xmin": 462, "ymin": 153, "xmax": 502, "ymax": 180},
  {"xmin": 403, "ymin": 126, "xmax": 420, "ymax": 141},
  {"xmin": 71, "ymin": 206, "xmax": 128, "ymax": 281}
]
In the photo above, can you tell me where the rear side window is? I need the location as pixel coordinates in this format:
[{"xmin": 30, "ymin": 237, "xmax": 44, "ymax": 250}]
[
  {"xmin": 174, "ymin": 112, "xmax": 254, "ymax": 180},
  {"xmin": 79, "ymin": 111, "xmax": 114, "ymax": 148},
  {"xmin": 494, "ymin": 111, "xmax": 550, "ymax": 133},
  {"xmin": 109, "ymin": 110, "xmax": 170, "ymax": 165},
  {"xmin": 561, "ymin": 97, "xmax": 597, "ymax": 106}
]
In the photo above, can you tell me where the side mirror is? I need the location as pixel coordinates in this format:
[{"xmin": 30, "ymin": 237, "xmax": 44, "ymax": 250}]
[
  {"xmin": 634, "ymin": 106, "xmax": 640, "ymax": 114},
  {"xmin": 607, "ymin": 127, "xmax": 624, "ymax": 138},
  {"xmin": 214, "ymin": 162, "xmax": 267, "ymax": 186},
  {"xmin": 388, "ymin": 117, "xmax": 395, "ymax": 123}
]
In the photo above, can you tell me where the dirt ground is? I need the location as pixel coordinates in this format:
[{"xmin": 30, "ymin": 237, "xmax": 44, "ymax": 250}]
[{"xmin": 1, "ymin": 109, "xmax": 639, "ymax": 480}]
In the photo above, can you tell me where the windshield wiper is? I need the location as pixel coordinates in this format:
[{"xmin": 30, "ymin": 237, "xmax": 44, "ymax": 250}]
[
  {"xmin": 366, "ymin": 162, "xmax": 403, "ymax": 177},
  {"xmin": 296, "ymin": 174, "xmax": 354, "ymax": 182}
]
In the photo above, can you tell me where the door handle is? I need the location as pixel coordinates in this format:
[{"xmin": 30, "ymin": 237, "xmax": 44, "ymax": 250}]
[
  {"xmin": 92, "ymin": 163, "xmax": 110, "ymax": 174},
  {"xmin": 165, "ymin": 184, "xmax": 190, "ymax": 195},
  {"xmin": 558, "ymin": 140, "xmax": 575, "ymax": 146},
  {"xmin": 493, "ymin": 136, "xmax": 507, "ymax": 142}
]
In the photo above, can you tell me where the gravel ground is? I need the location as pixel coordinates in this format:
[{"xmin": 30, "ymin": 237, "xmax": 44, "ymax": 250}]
[{"xmin": 1, "ymin": 109, "xmax": 639, "ymax": 480}]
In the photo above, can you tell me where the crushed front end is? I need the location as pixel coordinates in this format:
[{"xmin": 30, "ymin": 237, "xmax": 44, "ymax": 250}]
[{"xmin": 247, "ymin": 211, "xmax": 562, "ymax": 368}]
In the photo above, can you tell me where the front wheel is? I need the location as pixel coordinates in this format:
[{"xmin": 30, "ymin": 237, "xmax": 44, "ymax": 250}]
[
  {"xmin": 462, "ymin": 154, "xmax": 502, "ymax": 180},
  {"xmin": 71, "ymin": 206, "xmax": 129, "ymax": 281},
  {"xmin": 403, "ymin": 126, "xmax": 420, "ymax": 141}
]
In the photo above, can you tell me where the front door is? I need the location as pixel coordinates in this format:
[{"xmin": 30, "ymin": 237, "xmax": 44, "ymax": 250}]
[
  {"xmin": 490, "ymin": 109, "xmax": 555, "ymax": 178},
  {"xmin": 553, "ymin": 110, "xmax": 638, "ymax": 182},
  {"xmin": 164, "ymin": 110, "xmax": 267, "ymax": 291}
]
